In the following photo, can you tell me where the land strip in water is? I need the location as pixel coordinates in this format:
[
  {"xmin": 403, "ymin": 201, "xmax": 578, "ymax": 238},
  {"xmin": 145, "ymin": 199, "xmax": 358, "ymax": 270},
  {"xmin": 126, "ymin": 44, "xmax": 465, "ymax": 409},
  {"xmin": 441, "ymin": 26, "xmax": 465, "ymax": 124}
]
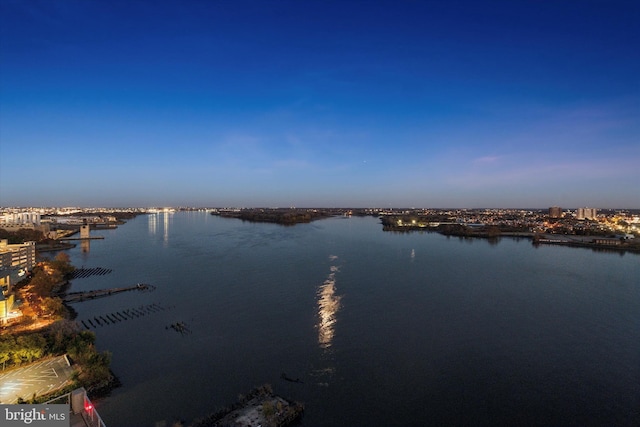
[
  {"xmin": 191, "ymin": 384, "xmax": 304, "ymax": 427},
  {"xmin": 211, "ymin": 208, "xmax": 335, "ymax": 225}
]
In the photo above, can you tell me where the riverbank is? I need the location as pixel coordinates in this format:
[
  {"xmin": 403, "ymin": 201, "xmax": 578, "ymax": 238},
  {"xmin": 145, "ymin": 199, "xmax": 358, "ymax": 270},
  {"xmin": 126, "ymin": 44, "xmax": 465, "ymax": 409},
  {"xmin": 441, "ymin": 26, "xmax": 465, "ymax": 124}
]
[
  {"xmin": 1, "ymin": 252, "xmax": 119, "ymax": 403},
  {"xmin": 0, "ymin": 321, "xmax": 118, "ymax": 403},
  {"xmin": 532, "ymin": 235, "xmax": 640, "ymax": 253},
  {"xmin": 36, "ymin": 241, "xmax": 76, "ymax": 252},
  {"xmin": 380, "ymin": 218, "xmax": 640, "ymax": 254}
]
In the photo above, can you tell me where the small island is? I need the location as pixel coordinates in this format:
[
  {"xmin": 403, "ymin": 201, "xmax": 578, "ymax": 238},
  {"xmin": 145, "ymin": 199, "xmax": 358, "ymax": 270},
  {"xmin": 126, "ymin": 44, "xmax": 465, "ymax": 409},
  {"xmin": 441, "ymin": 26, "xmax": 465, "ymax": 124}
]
[{"xmin": 212, "ymin": 208, "xmax": 334, "ymax": 225}]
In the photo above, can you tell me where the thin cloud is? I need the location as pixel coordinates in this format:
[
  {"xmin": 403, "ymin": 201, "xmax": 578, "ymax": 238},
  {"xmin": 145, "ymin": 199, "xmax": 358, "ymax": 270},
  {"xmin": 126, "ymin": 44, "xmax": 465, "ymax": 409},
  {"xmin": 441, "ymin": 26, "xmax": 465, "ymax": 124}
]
[{"xmin": 473, "ymin": 155, "xmax": 502, "ymax": 164}]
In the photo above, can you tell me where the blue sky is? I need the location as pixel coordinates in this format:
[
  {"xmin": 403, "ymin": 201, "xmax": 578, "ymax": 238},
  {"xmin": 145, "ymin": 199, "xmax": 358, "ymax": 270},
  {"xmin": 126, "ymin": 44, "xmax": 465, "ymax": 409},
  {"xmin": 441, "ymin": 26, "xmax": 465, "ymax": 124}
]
[{"xmin": 1, "ymin": 0, "xmax": 638, "ymax": 208}]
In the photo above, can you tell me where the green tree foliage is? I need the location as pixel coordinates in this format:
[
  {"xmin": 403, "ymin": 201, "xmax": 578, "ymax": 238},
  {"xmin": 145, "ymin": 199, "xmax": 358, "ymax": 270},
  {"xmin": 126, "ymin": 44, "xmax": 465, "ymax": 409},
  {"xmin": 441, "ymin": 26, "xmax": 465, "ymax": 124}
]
[
  {"xmin": 0, "ymin": 228, "xmax": 45, "ymax": 244},
  {"xmin": 41, "ymin": 297, "xmax": 65, "ymax": 317},
  {"xmin": 29, "ymin": 268, "xmax": 58, "ymax": 297},
  {"xmin": 66, "ymin": 330, "xmax": 96, "ymax": 362},
  {"xmin": 0, "ymin": 333, "xmax": 48, "ymax": 368},
  {"xmin": 15, "ymin": 334, "xmax": 47, "ymax": 364},
  {"xmin": 49, "ymin": 252, "xmax": 75, "ymax": 277},
  {"xmin": 47, "ymin": 320, "xmax": 81, "ymax": 354},
  {"xmin": 0, "ymin": 335, "xmax": 16, "ymax": 370},
  {"xmin": 63, "ymin": 329, "xmax": 113, "ymax": 388},
  {"xmin": 1, "ymin": 321, "xmax": 113, "ymax": 394},
  {"xmin": 79, "ymin": 351, "xmax": 112, "ymax": 387},
  {"xmin": 25, "ymin": 253, "xmax": 73, "ymax": 299}
]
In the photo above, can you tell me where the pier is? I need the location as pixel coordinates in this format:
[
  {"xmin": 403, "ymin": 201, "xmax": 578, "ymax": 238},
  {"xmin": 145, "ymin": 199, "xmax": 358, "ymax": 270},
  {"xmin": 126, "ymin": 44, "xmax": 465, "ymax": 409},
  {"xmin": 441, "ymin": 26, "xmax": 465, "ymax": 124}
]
[
  {"xmin": 63, "ymin": 283, "xmax": 155, "ymax": 303},
  {"xmin": 59, "ymin": 236, "xmax": 105, "ymax": 241}
]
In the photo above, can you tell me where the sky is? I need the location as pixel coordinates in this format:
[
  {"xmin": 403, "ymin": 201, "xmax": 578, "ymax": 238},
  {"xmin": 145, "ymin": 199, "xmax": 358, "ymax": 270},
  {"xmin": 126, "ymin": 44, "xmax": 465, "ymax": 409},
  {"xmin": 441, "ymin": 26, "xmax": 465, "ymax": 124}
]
[{"xmin": 1, "ymin": 0, "xmax": 638, "ymax": 208}]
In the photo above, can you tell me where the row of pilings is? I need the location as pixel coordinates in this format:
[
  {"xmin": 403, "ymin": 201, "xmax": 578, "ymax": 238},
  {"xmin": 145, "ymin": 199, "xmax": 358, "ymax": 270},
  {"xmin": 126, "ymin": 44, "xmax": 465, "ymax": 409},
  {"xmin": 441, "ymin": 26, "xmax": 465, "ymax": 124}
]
[
  {"xmin": 79, "ymin": 303, "xmax": 170, "ymax": 329},
  {"xmin": 68, "ymin": 267, "xmax": 113, "ymax": 279}
]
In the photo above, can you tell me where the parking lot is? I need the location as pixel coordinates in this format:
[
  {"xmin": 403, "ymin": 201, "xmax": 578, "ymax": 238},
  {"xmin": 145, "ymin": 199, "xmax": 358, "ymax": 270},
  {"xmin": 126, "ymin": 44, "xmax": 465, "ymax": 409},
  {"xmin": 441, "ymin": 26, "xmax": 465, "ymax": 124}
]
[{"xmin": 0, "ymin": 355, "xmax": 74, "ymax": 403}]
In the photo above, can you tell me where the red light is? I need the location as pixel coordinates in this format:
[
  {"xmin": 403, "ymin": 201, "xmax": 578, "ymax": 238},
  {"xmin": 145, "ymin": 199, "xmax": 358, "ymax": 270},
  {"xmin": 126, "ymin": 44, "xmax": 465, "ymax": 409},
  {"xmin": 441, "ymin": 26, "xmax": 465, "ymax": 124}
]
[{"xmin": 85, "ymin": 403, "xmax": 93, "ymax": 412}]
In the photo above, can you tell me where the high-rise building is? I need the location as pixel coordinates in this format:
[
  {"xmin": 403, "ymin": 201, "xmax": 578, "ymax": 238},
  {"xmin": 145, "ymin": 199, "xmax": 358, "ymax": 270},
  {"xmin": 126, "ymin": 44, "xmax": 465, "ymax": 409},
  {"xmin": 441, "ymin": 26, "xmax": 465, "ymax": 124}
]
[
  {"xmin": 549, "ymin": 206, "xmax": 563, "ymax": 218},
  {"xmin": 0, "ymin": 240, "xmax": 36, "ymax": 271},
  {"xmin": 0, "ymin": 239, "xmax": 36, "ymax": 292},
  {"xmin": 576, "ymin": 207, "xmax": 597, "ymax": 220}
]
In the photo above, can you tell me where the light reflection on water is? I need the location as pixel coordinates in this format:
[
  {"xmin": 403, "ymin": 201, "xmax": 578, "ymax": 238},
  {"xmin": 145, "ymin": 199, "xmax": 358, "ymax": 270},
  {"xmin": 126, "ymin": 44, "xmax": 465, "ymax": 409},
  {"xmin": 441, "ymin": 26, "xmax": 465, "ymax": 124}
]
[
  {"xmin": 147, "ymin": 213, "xmax": 156, "ymax": 235},
  {"xmin": 317, "ymin": 259, "xmax": 342, "ymax": 349},
  {"xmin": 162, "ymin": 212, "xmax": 171, "ymax": 245},
  {"xmin": 148, "ymin": 212, "xmax": 173, "ymax": 245}
]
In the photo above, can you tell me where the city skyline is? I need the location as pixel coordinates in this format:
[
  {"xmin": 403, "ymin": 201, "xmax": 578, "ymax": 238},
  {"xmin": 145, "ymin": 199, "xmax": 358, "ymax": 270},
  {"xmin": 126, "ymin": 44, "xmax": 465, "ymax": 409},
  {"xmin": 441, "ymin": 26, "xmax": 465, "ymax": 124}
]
[{"xmin": 1, "ymin": 1, "xmax": 639, "ymax": 208}]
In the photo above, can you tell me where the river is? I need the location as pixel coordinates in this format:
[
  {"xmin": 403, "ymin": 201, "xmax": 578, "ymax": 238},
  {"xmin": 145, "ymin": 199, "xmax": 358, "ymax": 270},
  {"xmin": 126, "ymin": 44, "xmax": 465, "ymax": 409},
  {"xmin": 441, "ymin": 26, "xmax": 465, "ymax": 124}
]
[{"xmin": 64, "ymin": 212, "xmax": 639, "ymax": 426}]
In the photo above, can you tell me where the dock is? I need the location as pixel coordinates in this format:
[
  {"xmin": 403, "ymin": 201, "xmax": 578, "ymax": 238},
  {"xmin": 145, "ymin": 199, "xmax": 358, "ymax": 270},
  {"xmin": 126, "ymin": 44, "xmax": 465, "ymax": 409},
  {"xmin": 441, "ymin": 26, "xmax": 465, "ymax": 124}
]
[
  {"xmin": 59, "ymin": 236, "xmax": 105, "ymax": 241},
  {"xmin": 63, "ymin": 283, "xmax": 155, "ymax": 303}
]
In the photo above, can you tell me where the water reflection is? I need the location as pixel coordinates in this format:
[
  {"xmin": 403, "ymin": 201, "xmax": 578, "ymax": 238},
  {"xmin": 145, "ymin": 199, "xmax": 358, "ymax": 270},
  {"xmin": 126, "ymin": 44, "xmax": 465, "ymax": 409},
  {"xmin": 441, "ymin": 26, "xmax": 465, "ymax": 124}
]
[
  {"xmin": 163, "ymin": 212, "xmax": 171, "ymax": 245},
  {"xmin": 81, "ymin": 239, "xmax": 90, "ymax": 253},
  {"xmin": 148, "ymin": 213, "xmax": 157, "ymax": 235},
  {"xmin": 148, "ymin": 212, "xmax": 171, "ymax": 244},
  {"xmin": 317, "ymin": 258, "xmax": 342, "ymax": 349}
]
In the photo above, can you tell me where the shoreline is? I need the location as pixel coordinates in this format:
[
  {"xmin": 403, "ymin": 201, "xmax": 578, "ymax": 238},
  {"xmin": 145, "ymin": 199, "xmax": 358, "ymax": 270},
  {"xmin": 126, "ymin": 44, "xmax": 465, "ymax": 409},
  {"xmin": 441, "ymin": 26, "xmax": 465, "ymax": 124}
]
[{"xmin": 381, "ymin": 224, "xmax": 640, "ymax": 254}]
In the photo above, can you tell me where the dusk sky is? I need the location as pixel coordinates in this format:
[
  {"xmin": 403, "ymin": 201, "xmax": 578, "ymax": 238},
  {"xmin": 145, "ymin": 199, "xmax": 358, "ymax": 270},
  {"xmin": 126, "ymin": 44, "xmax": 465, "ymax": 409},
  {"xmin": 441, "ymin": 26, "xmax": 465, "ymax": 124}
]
[{"xmin": 1, "ymin": 0, "xmax": 638, "ymax": 208}]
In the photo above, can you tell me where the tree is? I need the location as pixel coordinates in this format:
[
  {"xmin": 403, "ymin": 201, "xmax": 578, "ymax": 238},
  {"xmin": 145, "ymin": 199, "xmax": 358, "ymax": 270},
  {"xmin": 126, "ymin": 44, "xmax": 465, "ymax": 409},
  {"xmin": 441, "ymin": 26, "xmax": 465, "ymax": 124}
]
[
  {"xmin": 0, "ymin": 335, "xmax": 16, "ymax": 370},
  {"xmin": 41, "ymin": 297, "xmax": 65, "ymax": 317},
  {"xmin": 30, "ymin": 272, "xmax": 56, "ymax": 297},
  {"xmin": 16, "ymin": 334, "xmax": 47, "ymax": 364},
  {"xmin": 50, "ymin": 253, "xmax": 75, "ymax": 276},
  {"xmin": 486, "ymin": 226, "xmax": 502, "ymax": 237},
  {"xmin": 47, "ymin": 320, "xmax": 81, "ymax": 353}
]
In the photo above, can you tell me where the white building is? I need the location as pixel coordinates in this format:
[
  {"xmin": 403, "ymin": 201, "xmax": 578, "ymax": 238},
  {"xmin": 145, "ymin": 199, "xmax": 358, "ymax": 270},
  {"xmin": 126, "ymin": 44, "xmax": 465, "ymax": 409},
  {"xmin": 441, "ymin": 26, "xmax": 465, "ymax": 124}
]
[
  {"xmin": 0, "ymin": 212, "xmax": 41, "ymax": 226},
  {"xmin": 576, "ymin": 207, "xmax": 597, "ymax": 220},
  {"xmin": 0, "ymin": 239, "xmax": 37, "ymax": 291}
]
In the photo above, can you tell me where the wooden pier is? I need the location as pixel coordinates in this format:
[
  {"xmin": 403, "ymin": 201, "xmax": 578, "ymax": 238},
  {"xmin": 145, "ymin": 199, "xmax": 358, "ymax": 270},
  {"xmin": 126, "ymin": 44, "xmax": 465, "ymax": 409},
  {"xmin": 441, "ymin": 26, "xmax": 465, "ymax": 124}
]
[
  {"xmin": 59, "ymin": 236, "xmax": 105, "ymax": 241},
  {"xmin": 63, "ymin": 283, "xmax": 155, "ymax": 303}
]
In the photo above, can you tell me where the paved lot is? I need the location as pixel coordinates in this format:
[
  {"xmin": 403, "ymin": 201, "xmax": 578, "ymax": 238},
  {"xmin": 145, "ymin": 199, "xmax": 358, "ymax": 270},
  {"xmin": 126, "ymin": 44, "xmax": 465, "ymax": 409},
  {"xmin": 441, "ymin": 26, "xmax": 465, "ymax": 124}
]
[{"xmin": 0, "ymin": 355, "xmax": 74, "ymax": 403}]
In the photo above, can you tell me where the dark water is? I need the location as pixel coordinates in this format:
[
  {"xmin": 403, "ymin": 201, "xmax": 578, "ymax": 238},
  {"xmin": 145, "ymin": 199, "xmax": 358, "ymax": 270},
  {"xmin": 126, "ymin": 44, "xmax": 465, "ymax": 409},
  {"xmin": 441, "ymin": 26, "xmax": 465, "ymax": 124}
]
[{"xmin": 65, "ymin": 212, "xmax": 640, "ymax": 426}]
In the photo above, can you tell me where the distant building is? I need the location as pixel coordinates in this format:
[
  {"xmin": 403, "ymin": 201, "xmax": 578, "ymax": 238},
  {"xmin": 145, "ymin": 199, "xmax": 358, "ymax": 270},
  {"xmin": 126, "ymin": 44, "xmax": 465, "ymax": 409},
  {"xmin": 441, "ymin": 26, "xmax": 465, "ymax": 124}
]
[
  {"xmin": 577, "ymin": 207, "xmax": 597, "ymax": 220},
  {"xmin": 0, "ymin": 212, "xmax": 41, "ymax": 226},
  {"xmin": 0, "ymin": 212, "xmax": 51, "ymax": 235},
  {"xmin": 548, "ymin": 206, "xmax": 563, "ymax": 218},
  {"xmin": 0, "ymin": 212, "xmax": 42, "ymax": 232},
  {"xmin": 80, "ymin": 223, "xmax": 91, "ymax": 239},
  {"xmin": 592, "ymin": 238, "xmax": 621, "ymax": 246}
]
